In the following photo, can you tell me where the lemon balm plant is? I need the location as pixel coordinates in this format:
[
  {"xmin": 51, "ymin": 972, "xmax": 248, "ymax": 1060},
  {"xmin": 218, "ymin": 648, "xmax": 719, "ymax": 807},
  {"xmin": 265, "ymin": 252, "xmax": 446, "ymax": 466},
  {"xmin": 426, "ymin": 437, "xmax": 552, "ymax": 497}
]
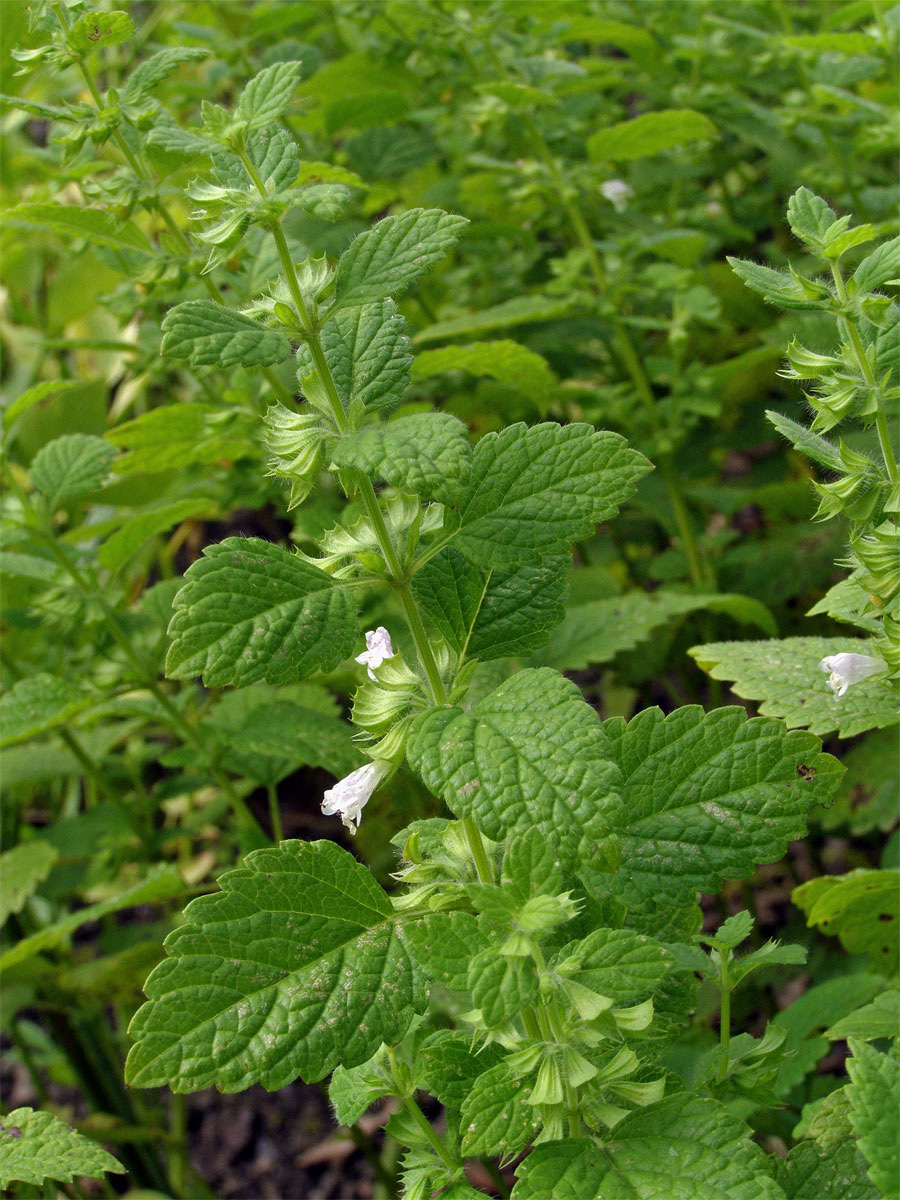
[
  {"xmin": 1, "ymin": 7, "xmax": 898, "ymax": 1199},
  {"xmin": 93, "ymin": 65, "xmax": 877, "ymax": 1200}
]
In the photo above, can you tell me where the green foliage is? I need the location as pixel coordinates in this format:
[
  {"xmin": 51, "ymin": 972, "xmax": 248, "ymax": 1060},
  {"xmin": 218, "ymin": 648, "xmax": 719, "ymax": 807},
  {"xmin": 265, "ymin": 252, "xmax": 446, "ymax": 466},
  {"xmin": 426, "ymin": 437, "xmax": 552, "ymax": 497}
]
[
  {"xmin": 794, "ymin": 870, "xmax": 900, "ymax": 975},
  {"xmin": 846, "ymin": 1038, "xmax": 900, "ymax": 1197},
  {"xmin": 0, "ymin": 841, "xmax": 59, "ymax": 925},
  {"xmin": 587, "ymin": 108, "xmax": 716, "ymax": 162},
  {"xmin": 30, "ymin": 434, "xmax": 116, "ymax": 509},
  {"xmin": 0, "ymin": 1108, "xmax": 124, "ymax": 1189},
  {"xmin": 161, "ymin": 301, "xmax": 292, "ymax": 368}
]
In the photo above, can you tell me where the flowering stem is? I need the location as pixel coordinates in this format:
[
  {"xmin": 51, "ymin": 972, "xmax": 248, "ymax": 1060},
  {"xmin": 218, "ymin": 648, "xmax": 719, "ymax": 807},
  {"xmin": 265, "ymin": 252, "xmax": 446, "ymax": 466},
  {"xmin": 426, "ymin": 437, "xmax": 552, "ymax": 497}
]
[
  {"xmin": 717, "ymin": 952, "xmax": 732, "ymax": 1082},
  {"xmin": 266, "ymin": 783, "xmax": 284, "ymax": 843},
  {"xmin": 240, "ymin": 150, "xmax": 449, "ymax": 707},
  {"xmin": 829, "ymin": 264, "xmax": 899, "ymax": 486}
]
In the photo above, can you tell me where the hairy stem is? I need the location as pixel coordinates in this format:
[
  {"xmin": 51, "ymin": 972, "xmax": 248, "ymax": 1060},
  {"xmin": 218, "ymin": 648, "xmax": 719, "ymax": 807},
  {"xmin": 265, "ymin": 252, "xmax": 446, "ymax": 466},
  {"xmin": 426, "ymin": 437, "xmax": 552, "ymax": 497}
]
[
  {"xmin": 717, "ymin": 952, "xmax": 732, "ymax": 1082},
  {"xmin": 830, "ymin": 263, "xmax": 899, "ymax": 485},
  {"xmin": 267, "ymin": 782, "xmax": 284, "ymax": 843}
]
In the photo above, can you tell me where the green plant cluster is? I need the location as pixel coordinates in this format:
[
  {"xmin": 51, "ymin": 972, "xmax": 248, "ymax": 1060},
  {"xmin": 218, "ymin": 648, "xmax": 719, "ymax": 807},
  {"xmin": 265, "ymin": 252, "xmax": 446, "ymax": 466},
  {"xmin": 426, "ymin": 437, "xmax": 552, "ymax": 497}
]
[{"xmin": 1, "ymin": 3, "xmax": 897, "ymax": 1199}]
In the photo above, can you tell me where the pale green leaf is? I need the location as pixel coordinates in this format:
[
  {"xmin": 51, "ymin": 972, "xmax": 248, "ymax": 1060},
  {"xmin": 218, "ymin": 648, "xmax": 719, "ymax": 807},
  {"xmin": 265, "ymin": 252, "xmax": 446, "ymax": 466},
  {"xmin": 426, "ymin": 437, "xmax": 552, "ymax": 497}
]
[
  {"xmin": 532, "ymin": 590, "xmax": 775, "ymax": 671},
  {"xmin": 0, "ymin": 675, "xmax": 89, "ymax": 748},
  {"xmin": 408, "ymin": 668, "xmax": 622, "ymax": 869},
  {"xmin": 126, "ymin": 841, "xmax": 423, "ymax": 1090},
  {"xmin": 773, "ymin": 975, "xmax": 884, "ymax": 1094},
  {"xmin": 413, "ymin": 296, "xmax": 572, "ymax": 346},
  {"xmin": 0, "ymin": 868, "xmax": 185, "ymax": 970},
  {"xmin": 325, "ymin": 90, "xmax": 411, "ymax": 135},
  {"xmin": 166, "ymin": 537, "xmax": 358, "ymax": 687},
  {"xmin": 235, "ymin": 61, "xmax": 302, "ymax": 130},
  {"xmin": 689, "ymin": 637, "xmax": 899, "ymax": 738},
  {"xmin": 67, "ymin": 10, "xmax": 133, "ymax": 53},
  {"xmin": 452, "ymin": 422, "xmax": 650, "ymax": 568},
  {"xmin": 30, "ymin": 434, "xmax": 115, "ymax": 509},
  {"xmin": 329, "ymin": 1058, "xmax": 389, "ymax": 1125},
  {"xmin": 766, "ymin": 411, "xmax": 843, "ymax": 472},
  {"xmin": 806, "ymin": 578, "xmax": 881, "ymax": 635},
  {"xmin": 98, "ymin": 499, "xmax": 215, "ymax": 571},
  {"xmin": 460, "ymin": 1061, "xmax": 541, "ymax": 1158},
  {"xmin": 3, "ymin": 380, "xmax": 88, "ymax": 433},
  {"xmin": 5, "ymin": 203, "xmax": 152, "ymax": 254},
  {"xmin": 0, "ymin": 842, "xmax": 58, "ymax": 925},
  {"xmin": 411, "ymin": 340, "xmax": 556, "ymax": 400},
  {"xmin": 107, "ymin": 403, "xmax": 257, "ymax": 474},
  {"xmin": 161, "ymin": 300, "xmax": 292, "ymax": 369},
  {"xmin": 0, "ymin": 1108, "xmax": 123, "ymax": 1189},
  {"xmin": 332, "ymin": 413, "xmax": 472, "ymax": 504},
  {"xmin": 786, "ymin": 188, "xmax": 838, "ymax": 250},
  {"xmin": 405, "ymin": 911, "xmax": 494, "ymax": 992},
  {"xmin": 601, "ymin": 705, "xmax": 842, "ymax": 902},
  {"xmin": 511, "ymin": 1096, "xmax": 783, "ymax": 1200},
  {"xmin": 793, "ymin": 869, "xmax": 899, "ymax": 974},
  {"xmin": 468, "ymin": 950, "xmax": 538, "ymax": 1027},
  {"xmin": 846, "ymin": 1038, "xmax": 900, "ymax": 1197},
  {"xmin": 853, "ymin": 236, "xmax": 900, "ymax": 294},
  {"xmin": 122, "ymin": 47, "xmax": 209, "ymax": 102},
  {"xmin": 728, "ymin": 258, "xmax": 825, "ymax": 311},
  {"xmin": 587, "ymin": 108, "xmax": 716, "ymax": 162},
  {"xmin": 332, "ymin": 208, "xmax": 468, "ymax": 314},
  {"xmin": 826, "ymin": 990, "xmax": 900, "ymax": 1041},
  {"xmin": 296, "ymin": 300, "xmax": 411, "ymax": 414},
  {"xmin": 0, "ymin": 551, "xmax": 59, "ymax": 584},
  {"xmin": 557, "ymin": 927, "xmax": 672, "ymax": 1005}
]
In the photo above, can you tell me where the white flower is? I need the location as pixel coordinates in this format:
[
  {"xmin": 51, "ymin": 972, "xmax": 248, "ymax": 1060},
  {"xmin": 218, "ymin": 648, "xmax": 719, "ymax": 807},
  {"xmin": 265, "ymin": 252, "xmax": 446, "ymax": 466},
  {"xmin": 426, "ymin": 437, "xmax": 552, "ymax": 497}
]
[
  {"xmin": 321, "ymin": 761, "xmax": 390, "ymax": 833},
  {"xmin": 819, "ymin": 652, "xmax": 885, "ymax": 699},
  {"xmin": 355, "ymin": 626, "xmax": 395, "ymax": 681},
  {"xmin": 600, "ymin": 179, "xmax": 632, "ymax": 213}
]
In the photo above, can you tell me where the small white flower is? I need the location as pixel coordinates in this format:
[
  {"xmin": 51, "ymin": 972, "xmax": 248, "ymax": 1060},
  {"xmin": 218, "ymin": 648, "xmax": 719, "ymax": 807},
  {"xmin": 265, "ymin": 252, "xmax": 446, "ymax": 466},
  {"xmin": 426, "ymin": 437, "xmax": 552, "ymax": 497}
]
[
  {"xmin": 355, "ymin": 626, "xmax": 395, "ymax": 681},
  {"xmin": 819, "ymin": 652, "xmax": 885, "ymax": 699},
  {"xmin": 600, "ymin": 179, "xmax": 632, "ymax": 213},
  {"xmin": 321, "ymin": 760, "xmax": 390, "ymax": 833}
]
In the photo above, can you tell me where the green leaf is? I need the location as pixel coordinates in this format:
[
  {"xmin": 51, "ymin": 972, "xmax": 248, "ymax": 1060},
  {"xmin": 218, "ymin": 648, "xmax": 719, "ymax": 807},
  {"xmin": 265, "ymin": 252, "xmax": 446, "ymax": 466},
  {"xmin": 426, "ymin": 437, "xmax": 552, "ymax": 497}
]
[
  {"xmin": 601, "ymin": 706, "xmax": 842, "ymax": 903},
  {"xmin": 0, "ymin": 1108, "xmax": 124, "ymax": 1189},
  {"xmin": 296, "ymin": 300, "xmax": 411, "ymax": 414},
  {"xmin": 235, "ymin": 61, "xmax": 302, "ymax": 130},
  {"xmin": 67, "ymin": 10, "xmax": 133, "ymax": 53},
  {"xmin": 775, "ymin": 1140, "xmax": 878, "ymax": 1200},
  {"xmin": 826, "ymin": 990, "xmax": 900, "ymax": 1041},
  {"xmin": 468, "ymin": 951, "xmax": 538, "ymax": 1027},
  {"xmin": 0, "ymin": 842, "xmax": 58, "ymax": 925},
  {"xmin": 728, "ymin": 258, "xmax": 826, "ymax": 311},
  {"xmin": 853, "ymin": 235, "xmax": 900, "ymax": 293},
  {"xmin": 766, "ymin": 411, "xmax": 843, "ymax": 472},
  {"xmin": 793, "ymin": 870, "xmax": 899, "ymax": 974},
  {"xmin": 122, "ymin": 47, "xmax": 209, "ymax": 101},
  {"xmin": 413, "ymin": 550, "xmax": 569, "ymax": 661},
  {"xmin": 405, "ymin": 911, "xmax": 494, "ymax": 992},
  {"xmin": 0, "ymin": 551, "xmax": 58, "ymax": 585},
  {"xmin": 451, "ymin": 422, "xmax": 651, "ymax": 569},
  {"xmin": 418, "ymin": 1030, "xmax": 504, "ymax": 1110},
  {"xmin": 557, "ymin": 928, "xmax": 672, "ymax": 1005},
  {"xmin": 846, "ymin": 1038, "xmax": 900, "ymax": 1197},
  {"xmin": 689, "ymin": 637, "xmax": 899, "ymax": 738},
  {"xmin": 107, "ymin": 403, "xmax": 257, "ymax": 474},
  {"xmin": 1, "ymin": 868, "xmax": 185, "ymax": 970},
  {"xmin": 0, "ymin": 675, "xmax": 89, "ymax": 748},
  {"xmin": 786, "ymin": 188, "xmax": 838, "ymax": 250},
  {"xmin": 161, "ymin": 300, "xmax": 292, "ymax": 369},
  {"xmin": 460, "ymin": 1061, "xmax": 541, "ymax": 1158},
  {"xmin": 532, "ymin": 590, "xmax": 775, "ymax": 671},
  {"xmin": 411, "ymin": 340, "xmax": 556, "ymax": 402},
  {"xmin": 329, "ymin": 1057, "xmax": 389, "ymax": 1126},
  {"xmin": 30, "ymin": 434, "xmax": 115, "ymax": 509},
  {"xmin": 413, "ymin": 295, "xmax": 572, "ymax": 345},
  {"xmin": 344, "ymin": 125, "xmax": 435, "ymax": 181},
  {"xmin": 126, "ymin": 841, "xmax": 423, "ymax": 1090},
  {"xmin": 5, "ymin": 203, "xmax": 152, "ymax": 254},
  {"xmin": 166, "ymin": 537, "xmax": 358, "ymax": 687},
  {"xmin": 325, "ymin": 90, "xmax": 411, "ymax": 135},
  {"xmin": 587, "ymin": 108, "xmax": 716, "ymax": 162},
  {"xmin": 408, "ymin": 668, "xmax": 622, "ymax": 869},
  {"xmin": 511, "ymin": 1096, "xmax": 783, "ymax": 1200},
  {"xmin": 332, "ymin": 208, "xmax": 468, "ymax": 313},
  {"xmin": 772, "ymin": 975, "xmax": 884, "ymax": 1094},
  {"xmin": 97, "ymin": 499, "xmax": 215, "ymax": 571},
  {"xmin": 332, "ymin": 413, "xmax": 472, "ymax": 504},
  {"xmin": 3, "ymin": 380, "xmax": 88, "ymax": 433}
]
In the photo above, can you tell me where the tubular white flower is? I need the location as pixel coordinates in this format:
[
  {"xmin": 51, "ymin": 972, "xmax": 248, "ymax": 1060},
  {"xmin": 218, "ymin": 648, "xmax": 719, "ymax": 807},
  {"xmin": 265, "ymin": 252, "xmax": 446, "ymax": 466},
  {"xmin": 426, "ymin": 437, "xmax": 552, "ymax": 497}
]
[
  {"xmin": 320, "ymin": 760, "xmax": 390, "ymax": 833},
  {"xmin": 355, "ymin": 626, "xmax": 395, "ymax": 681},
  {"xmin": 819, "ymin": 652, "xmax": 885, "ymax": 699},
  {"xmin": 600, "ymin": 179, "xmax": 632, "ymax": 212}
]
